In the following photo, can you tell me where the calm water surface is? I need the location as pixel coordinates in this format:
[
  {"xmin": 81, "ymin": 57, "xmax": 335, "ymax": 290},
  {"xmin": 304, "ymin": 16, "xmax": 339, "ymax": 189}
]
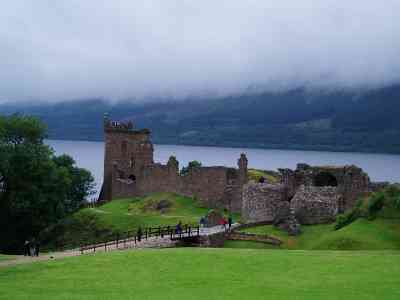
[{"xmin": 47, "ymin": 140, "xmax": 400, "ymax": 195}]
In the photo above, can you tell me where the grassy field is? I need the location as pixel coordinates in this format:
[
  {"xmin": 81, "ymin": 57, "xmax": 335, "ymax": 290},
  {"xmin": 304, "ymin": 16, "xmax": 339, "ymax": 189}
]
[
  {"xmin": 233, "ymin": 218, "xmax": 400, "ymax": 250},
  {"xmin": 42, "ymin": 192, "xmax": 234, "ymax": 249},
  {"xmin": 1, "ymin": 248, "xmax": 400, "ymax": 300},
  {"xmin": 0, "ymin": 254, "xmax": 16, "ymax": 261},
  {"xmin": 248, "ymin": 168, "xmax": 279, "ymax": 183}
]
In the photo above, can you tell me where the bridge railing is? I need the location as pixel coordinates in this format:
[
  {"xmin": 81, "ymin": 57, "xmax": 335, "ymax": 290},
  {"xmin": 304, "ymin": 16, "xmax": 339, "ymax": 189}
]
[{"xmin": 79, "ymin": 224, "xmax": 200, "ymax": 255}]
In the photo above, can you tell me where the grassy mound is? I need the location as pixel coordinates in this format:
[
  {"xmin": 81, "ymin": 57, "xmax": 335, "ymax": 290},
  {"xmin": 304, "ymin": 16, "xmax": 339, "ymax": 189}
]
[
  {"xmin": 247, "ymin": 168, "xmax": 279, "ymax": 183},
  {"xmin": 1, "ymin": 248, "xmax": 400, "ymax": 299},
  {"xmin": 41, "ymin": 193, "xmax": 212, "ymax": 249},
  {"xmin": 234, "ymin": 218, "xmax": 400, "ymax": 250}
]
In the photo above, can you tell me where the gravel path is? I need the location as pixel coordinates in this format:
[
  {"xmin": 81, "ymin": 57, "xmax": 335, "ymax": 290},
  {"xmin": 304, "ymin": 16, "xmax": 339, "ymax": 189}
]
[{"xmin": 0, "ymin": 224, "xmax": 239, "ymax": 268}]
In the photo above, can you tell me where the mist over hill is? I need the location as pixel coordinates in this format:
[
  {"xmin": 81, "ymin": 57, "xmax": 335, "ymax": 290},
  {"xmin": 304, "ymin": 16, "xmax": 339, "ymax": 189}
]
[{"xmin": 1, "ymin": 85, "xmax": 400, "ymax": 154}]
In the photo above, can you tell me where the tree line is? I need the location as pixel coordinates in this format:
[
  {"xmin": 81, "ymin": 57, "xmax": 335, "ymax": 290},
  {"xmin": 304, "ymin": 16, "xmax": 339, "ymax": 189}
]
[{"xmin": 0, "ymin": 114, "xmax": 95, "ymax": 253}]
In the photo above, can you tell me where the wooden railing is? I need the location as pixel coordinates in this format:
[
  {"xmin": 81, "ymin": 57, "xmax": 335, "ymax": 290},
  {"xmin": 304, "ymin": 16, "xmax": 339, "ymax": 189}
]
[{"xmin": 79, "ymin": 224, "xmax": 200, "ymax": 254}]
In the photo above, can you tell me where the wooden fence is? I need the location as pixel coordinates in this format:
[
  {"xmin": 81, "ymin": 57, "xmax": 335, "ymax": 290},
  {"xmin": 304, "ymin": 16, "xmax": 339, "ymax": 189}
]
[{"xmin": 79, "ymin": 224, "xmax": 200, "ymax": 254}]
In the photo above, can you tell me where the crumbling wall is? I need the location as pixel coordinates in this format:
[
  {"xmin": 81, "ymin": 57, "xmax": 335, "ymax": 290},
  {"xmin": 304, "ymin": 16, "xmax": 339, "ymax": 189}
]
[
  {"xmin": 279, "ymin": 164, "xmax": 370, "ymax": 212},
  {"xmin": 179, "ymin": 166, "xmax": 229, "ymax": 208},
  {"xmin": 290, "ymin": 185, "xmax": 340, "ymax": 224},
  {"xmin": 100, "ymin": 118, "xmax": 249, "ymax": 211},
  {"xmin": 242, "ymin": 182, "xmax": 288, "ymax": 223}
]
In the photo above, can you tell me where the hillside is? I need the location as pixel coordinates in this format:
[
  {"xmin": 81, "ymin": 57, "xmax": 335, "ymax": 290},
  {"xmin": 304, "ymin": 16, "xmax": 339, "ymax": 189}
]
[
  {"xmin": 1, "ymin": 248, "xmax": 400, "ymax": 300},
  {"xmin": 40, "ymin": 193, "xmax": 221, "ymax": 249},
  {"xmin": 230, "ymin": 218, "xmax": 400, "ymax": 250},
  {"xmin": 1, "ymin": 85, "xmax": 400, "ymax": 153}
]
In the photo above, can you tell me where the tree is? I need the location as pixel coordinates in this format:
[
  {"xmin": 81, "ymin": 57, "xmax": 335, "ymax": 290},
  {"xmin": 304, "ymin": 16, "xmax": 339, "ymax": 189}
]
[
  {"xmin": 0, "ymin": 114, "xmax": 95, "ymax": 253},
  {"xmin": 180, "ymin": 160, "xmax": 202, "ymax": 176}
]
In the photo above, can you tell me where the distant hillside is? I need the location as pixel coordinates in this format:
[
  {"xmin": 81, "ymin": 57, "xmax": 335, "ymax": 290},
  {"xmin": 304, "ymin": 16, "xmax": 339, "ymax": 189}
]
[{"xmin": 1, "ymin": 85, "xmax": 400, "ymax": 153}]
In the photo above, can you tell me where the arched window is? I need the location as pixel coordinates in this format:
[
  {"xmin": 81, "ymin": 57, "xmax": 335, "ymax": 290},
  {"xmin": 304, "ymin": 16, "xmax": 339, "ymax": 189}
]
[{"xmin": 314, "ymin": 172, "xmax": 338, "ymax": 187}]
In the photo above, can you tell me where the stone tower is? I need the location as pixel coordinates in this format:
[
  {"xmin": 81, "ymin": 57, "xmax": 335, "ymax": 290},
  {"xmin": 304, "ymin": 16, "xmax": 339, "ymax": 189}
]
[
  {"xmin": 238, "ymin": 153, "xmax": 248, "ymax": 185},
  {"xmin": 99, "ymin": 115, "xmax": 154, "ymax": 201}
]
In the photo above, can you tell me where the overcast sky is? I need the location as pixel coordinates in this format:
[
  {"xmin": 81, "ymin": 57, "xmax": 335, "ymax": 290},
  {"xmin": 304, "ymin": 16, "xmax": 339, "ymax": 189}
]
[{"xmin": 1, "ymin": 1, "xmax": 400, "ymax": 102}]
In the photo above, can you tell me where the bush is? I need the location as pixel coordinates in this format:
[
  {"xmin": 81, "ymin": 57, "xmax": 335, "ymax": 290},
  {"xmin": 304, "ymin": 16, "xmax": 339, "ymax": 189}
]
[
  {"xmin": 334, "ymin": 208, "xmax": 359, "ymax": 230},
  {"xmin": 367, "ymin": 192, "xmax": 385, "ymax": 218}
]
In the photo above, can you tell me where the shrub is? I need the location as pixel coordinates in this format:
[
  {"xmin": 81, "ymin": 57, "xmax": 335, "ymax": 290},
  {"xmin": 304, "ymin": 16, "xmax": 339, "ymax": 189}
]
[
  {"xmin": 334, "ymin": 208, "xmax": 359, "ymax": 230},
  {"xmin": 367, "ymin": 192, "xmax": 385, "ymax": 218}
]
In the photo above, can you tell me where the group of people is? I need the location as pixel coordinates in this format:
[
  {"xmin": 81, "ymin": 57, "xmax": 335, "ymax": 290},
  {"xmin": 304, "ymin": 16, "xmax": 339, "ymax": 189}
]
[
  {"xmin": 23, "ymin": 239, "xmax": 40, "ymax": 257},
  {"xmin": 219, "ymin": 215, "xmax": 233, "ymax": 230},
  {"xmin": 199, "ymin": 214, "xmax": 233, "ymax": 231}
]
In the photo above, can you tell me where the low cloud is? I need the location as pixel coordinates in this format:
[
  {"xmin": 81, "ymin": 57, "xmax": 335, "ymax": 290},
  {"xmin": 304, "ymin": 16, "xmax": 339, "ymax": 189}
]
[{"xmin": 1, "ymin": 1, "xmax": 400, "ymax": 102}]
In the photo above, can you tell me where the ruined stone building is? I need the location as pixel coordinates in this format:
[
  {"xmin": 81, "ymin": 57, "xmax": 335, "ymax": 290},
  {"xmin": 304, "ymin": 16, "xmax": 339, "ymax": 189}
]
[
  {"xmin": 99, "ymin": 116, "xmax": 375, "ymax": 228},
  {"xmin": 98, "ymin": 117, "xmax": 248, "ymax": 212},
  {"xmin": 242, "ymin": 163, "xmax": 371, "ymax": 225}
]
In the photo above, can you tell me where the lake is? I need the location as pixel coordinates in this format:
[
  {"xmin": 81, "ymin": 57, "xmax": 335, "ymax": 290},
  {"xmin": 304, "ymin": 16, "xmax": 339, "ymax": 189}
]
[{"xmin": 47, "ymin": 140, "xmax": 400, "ymax": 196}]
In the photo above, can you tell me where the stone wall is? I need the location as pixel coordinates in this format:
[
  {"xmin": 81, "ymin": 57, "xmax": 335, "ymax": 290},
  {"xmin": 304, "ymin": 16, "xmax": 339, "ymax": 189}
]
[
  {"xmin": 279, "ymin": 163, "xmax": 370, "ymax": 212},
  {"xmin": 242, "ymin": 182, "xmax": 288, "ymax": 223},
  {"xmin": 290, "ymin": 185, "xmax": 339, "ymax": 224},
  {"xmin": 99, "ymin": 118, "xmax": 248, "ymax": 213}
]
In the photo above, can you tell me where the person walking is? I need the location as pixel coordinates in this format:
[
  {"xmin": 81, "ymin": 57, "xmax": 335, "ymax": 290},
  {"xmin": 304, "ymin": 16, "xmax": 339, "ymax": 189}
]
[
  {"xmin": 199, "ymin": 216, "xmax": 205, "ymax": 228},
  {"xmin": 176, "ymin": 221, "xmax": 182, "ymax": 234},
  {"xmin": 219, "ymin": 217, "xmax": 227, "ymax": 230},
  {"xmin": 34, "ymin": 240, "xmax": 40, "ymax": 257},
  {"xmin": 23, "ymin": 240, "xmax": 30, "ymax": 256},
  {"xmin": 137, "ymin": 226, "xmax": 143, "ymax": 242},
  {"xmin": 228, "ymin": 215, "xmax": 233, "ymax": 230}
]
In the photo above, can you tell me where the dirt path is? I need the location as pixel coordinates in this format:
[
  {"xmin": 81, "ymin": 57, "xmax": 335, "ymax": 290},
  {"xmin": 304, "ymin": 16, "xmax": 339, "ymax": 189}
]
[
  {"xmin": 0, "ymin": 250, "xmax": 80, "ymax": 268},
  {"xmin": 0, "ymin": 224, "xmax": 238, "ymax": 268}
]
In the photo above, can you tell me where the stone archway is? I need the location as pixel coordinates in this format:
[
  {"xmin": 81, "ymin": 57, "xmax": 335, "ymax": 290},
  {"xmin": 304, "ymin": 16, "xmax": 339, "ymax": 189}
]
[{"xmin": 313, "ymin": 172, "xmax": 338, "ymax": 187}]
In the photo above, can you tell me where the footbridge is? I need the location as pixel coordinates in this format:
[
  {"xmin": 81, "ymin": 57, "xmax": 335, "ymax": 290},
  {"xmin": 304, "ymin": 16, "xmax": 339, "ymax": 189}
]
[{"xmin": 79, "ymin": 224, "xmax": 237, "ymax": 254}]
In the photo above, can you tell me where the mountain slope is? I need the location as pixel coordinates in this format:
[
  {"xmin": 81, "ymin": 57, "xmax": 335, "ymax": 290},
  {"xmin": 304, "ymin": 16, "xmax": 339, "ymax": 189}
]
[{"xmin": 1, "ymin": 85, "xmax": 400, "ymax": 153}]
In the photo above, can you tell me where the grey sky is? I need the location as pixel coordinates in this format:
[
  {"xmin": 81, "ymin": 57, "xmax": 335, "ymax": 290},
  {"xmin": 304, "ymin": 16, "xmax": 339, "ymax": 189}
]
[{"xmin": 1, "ymin": 1, "xmax": 400, "ymax": 102}]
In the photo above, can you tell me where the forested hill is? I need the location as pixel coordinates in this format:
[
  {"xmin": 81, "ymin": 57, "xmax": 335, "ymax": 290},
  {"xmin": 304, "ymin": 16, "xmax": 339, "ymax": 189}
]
[{"xmin": 1, "ymin": 85, "xmax": 400, "ymax": 154}]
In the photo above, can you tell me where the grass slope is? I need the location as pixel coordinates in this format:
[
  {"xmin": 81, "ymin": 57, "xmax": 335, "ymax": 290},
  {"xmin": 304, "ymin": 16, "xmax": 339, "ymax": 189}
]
[
  {"xmin": 247, "ymin": 168, "xmax": 279, "ymax": 183},
  {"xmin": 43, "ymin": 193, "xmax": 214, "ymax": 249},
  {"xmin": 235, "ymin": 218, "xmax": 400, "ymax": 250},
  {"xmin": 0, "ymin": 255, "xmax": 16, "ymax": 262},
  {"xmin": 1, "ymin": 248, "xmax": 400, "ymax": 300}
]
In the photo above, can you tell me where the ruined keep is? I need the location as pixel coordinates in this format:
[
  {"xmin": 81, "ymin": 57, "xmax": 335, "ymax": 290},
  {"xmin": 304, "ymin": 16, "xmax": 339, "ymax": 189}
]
[
  {"xmin": 242, "ymin": 163, "xmax": 371, "ymax": 225},
  {"xmin": 98, "ymin": 116, "xmax": 248, "ymax": 212}
]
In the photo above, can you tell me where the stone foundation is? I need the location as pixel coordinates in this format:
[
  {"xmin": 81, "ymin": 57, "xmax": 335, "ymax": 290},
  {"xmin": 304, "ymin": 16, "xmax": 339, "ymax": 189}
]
[
  {"xmin": 290, "ymin": 185, "xmax": 339, "ymax": 224},
  {"xmin": 242, "ymin": 182, "xmax": 288, "ymax": 223}
]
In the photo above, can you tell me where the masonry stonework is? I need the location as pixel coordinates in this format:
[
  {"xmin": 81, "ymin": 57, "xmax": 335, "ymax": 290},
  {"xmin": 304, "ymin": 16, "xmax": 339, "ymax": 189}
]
[
  {"xmin": 100, "ymin": 117, "xmax": 374, "ymax": 227},
  {"xmin": 290, "ymin": 185, "xmax": 340, "ymax": 224},
  {"xmin": 98, "ymin": 117, "xmax": 248, "ymax": 213},
  {"xmin": 242, "ymin": 182, "xmax": 288, "ymax": 222}
]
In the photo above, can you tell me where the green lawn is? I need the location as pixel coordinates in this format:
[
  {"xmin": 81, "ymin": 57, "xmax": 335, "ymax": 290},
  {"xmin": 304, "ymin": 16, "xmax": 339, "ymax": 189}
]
[
  {"xmin": 84, "ymin": 192, "xmax": 211, "ymax": 231},
  {"xmin": 42, "ymin": 192, "xmax": 235, "ymax": 249},
  {"xmin": 234, "ymin": 218, "xmax": 400, "ymax": 250},
  {"xmin": 1, "ymin": 248, "xmax": 400, "ymax": 300},
  {"xmin": 0, "ymin": 254, "xmax": 16, "ymax": 262}
]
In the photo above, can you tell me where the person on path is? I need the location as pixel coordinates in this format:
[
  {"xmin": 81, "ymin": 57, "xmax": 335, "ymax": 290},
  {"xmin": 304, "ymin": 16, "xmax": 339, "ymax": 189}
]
[
  {"xmin": 176, "ymin": 221, "xmax": 182, "ymax": 234},
  {"xmin": 137, "ymin": 226, "xmax": 143, "ymax": 242},
  {"xmin": 219, "ymin": 217, "xmax": 227, "ymax": 230},
  {"xmin": 199, "ymin": 216, "xmax": 205, "ymax": 228},
  {"xmin": 23, "ymin": 240, "xmax": 30, "ymax": 256},
  {"xmin": 29, "ymin": 240, "xmax": 35, "ymax": 257},
  {"xmin": 34, "ymin": 240, "xmax": 40, "ymax": 257},
  {"xmin": 228, "ymin": 215, "xmax": 233, "ymax": 230}
]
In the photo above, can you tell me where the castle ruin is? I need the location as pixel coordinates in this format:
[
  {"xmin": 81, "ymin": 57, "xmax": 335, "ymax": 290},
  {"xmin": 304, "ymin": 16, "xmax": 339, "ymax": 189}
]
[
  {"xmin": 98, "ymin": 117, "xmax": 248, "ymax": 212},
  {"xmin": 99, "ymin": 117, "xmax": 374, "ymax": 229}
]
